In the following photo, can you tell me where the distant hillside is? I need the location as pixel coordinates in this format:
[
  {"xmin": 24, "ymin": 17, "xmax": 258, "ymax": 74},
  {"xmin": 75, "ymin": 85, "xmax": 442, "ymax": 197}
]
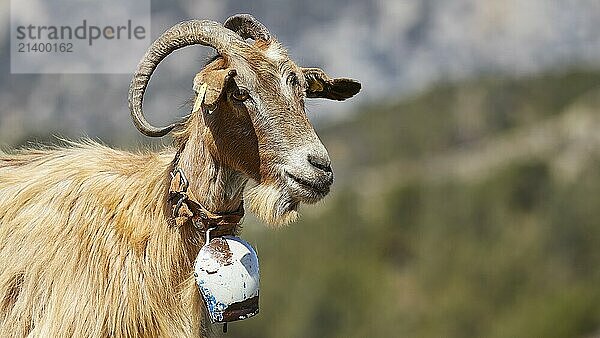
[
  {"xmin": 4, "ymin": 69, "xmax": 600, "ymax": 338},
  {"xmin": 236, "ymin": 70, "xmax": 600, "ymax": 338},
  {"xmin": 324, "ymin": 71, "xmax": 600, "ymax": 174}
]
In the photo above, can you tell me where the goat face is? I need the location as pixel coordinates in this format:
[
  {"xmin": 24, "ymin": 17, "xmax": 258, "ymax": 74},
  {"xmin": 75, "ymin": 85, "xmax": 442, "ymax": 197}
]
[
  {"xmin": 128, "ymin": 15, "xmax": 360, "ymax": 225},
  {"xmin": 194, "ymin": 40, "xmax": 359, "ymax": 224}
]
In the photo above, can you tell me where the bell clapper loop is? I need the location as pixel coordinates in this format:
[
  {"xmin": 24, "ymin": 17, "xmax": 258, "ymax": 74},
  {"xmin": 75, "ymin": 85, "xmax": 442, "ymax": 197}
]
[{"xmin": 205, "ymin": 226, "xmax": 216, "ymax": 244}]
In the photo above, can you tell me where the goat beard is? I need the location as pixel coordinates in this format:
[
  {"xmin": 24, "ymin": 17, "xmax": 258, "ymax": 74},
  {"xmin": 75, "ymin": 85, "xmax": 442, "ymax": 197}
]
[{"xmin": 246, "ymin": 182, "xmax": 299, "ymax": 226}]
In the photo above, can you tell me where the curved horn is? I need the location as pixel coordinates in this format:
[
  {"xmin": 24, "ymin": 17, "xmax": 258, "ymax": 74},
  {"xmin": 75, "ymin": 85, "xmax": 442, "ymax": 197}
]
[
  {"xmin": 224, "ymin": 14, "xmax": 271, "ymax": 42},
  {"xmin": 128, "ymin": 20, "xmax": 247, "ymax": 137}
]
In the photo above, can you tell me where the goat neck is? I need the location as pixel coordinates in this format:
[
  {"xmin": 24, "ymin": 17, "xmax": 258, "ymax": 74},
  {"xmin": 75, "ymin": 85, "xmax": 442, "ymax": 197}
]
[{"xmin": 172, "ymin": 112, "xmax": 248, "ymax": 216}]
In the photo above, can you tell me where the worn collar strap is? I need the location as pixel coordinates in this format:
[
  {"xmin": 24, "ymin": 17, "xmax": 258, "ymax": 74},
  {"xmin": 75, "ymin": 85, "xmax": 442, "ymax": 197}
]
[{"xmin": 168, "ymin": 166, "xmax": 244, "ymax": 233}]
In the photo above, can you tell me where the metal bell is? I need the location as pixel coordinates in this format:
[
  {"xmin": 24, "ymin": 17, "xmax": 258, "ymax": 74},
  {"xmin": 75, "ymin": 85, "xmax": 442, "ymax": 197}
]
[{"xmin": 194, "ymin": 231, "xmax": 260, "ymax": 323}]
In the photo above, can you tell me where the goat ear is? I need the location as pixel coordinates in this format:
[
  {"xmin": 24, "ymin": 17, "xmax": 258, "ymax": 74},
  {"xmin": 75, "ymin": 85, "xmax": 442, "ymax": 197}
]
[
  {"xmin": 302, "ymin": 67, "xmax": 361, "ymax": 101},
  {"xmin": 193, "ymin": 69, "xmax": 238, "ymax": 110}
]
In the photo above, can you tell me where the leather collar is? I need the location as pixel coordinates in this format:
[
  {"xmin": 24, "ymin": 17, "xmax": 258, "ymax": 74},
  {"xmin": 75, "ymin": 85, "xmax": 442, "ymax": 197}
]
[{"xmin": 168, "ymin": 166, "xmax": 244, "ymax": 236}]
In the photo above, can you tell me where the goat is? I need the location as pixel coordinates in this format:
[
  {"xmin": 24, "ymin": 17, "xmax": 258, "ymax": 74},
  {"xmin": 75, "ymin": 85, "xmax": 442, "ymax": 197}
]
[{"xmin": 0, "ymin": 14, "xmax": 360, "ymax": 337}]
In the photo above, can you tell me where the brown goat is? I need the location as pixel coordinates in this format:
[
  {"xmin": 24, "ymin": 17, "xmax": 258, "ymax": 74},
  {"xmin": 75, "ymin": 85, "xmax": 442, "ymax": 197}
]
[{"xmin": 0, "ymin": 14, "xmax": 360, "ymax": 337}]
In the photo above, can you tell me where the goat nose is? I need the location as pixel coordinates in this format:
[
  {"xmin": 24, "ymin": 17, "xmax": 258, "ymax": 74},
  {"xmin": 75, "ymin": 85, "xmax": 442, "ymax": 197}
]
[{"xmin": 307, "ymin": 153, "xmax": 332, "ymax": 173}]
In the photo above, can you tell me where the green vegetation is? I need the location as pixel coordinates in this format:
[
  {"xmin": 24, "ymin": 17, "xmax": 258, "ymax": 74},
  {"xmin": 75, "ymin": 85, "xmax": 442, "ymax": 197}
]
[
  {"xmin": 8, "ymin": 70, "xmax": 600, "ymax": 337},
  {"xmin": 227, "ymin": 70, "xmax": 600, "ymax": 338}
]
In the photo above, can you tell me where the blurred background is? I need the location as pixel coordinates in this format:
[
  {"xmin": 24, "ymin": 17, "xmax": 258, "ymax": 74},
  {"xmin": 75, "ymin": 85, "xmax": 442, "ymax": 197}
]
[{"xmin": 2, "ymin": 1, "xmax": 600, "ymax": 337}]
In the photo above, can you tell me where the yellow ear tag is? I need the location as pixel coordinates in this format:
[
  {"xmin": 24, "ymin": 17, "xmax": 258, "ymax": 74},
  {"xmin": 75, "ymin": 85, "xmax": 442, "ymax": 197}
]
[
  {"xmin": 309, "ymin": 80, "xmax": 324, "ymax": 92},
  {"xmin": 193, "ymin": 83, "xmax": 208, "ymax": 113}
]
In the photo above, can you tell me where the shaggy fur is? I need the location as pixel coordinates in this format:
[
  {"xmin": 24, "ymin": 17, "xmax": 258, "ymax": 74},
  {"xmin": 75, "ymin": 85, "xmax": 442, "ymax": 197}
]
[{"xmin": 0, "ymin": 142, "xmax": 210, "ymax": 337}]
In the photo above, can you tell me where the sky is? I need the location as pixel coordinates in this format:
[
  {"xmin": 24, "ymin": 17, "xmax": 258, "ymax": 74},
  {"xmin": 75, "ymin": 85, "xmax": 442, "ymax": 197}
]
[{"xmin": 1, "ymin": 0, "xmax": 600, "ymax": 145}]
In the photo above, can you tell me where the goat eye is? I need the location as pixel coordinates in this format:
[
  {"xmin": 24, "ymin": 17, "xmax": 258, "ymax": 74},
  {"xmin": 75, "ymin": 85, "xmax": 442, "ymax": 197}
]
[{"xmin": 232, "ymin": 88, "xmax": 250, "ymax": 102}]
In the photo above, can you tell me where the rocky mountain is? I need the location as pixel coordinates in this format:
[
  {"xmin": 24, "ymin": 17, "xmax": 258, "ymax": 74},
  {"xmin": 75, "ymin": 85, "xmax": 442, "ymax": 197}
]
[{"xmin": 2, "ymin": 0, "xmax": 600, "ymax": 146}]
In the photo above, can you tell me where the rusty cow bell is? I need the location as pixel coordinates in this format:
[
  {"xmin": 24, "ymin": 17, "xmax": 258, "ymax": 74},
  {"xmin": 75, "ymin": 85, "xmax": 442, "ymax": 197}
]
[{"xmin": 194, "ymin": 231, "xmax": 260, "ymax": 324}]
